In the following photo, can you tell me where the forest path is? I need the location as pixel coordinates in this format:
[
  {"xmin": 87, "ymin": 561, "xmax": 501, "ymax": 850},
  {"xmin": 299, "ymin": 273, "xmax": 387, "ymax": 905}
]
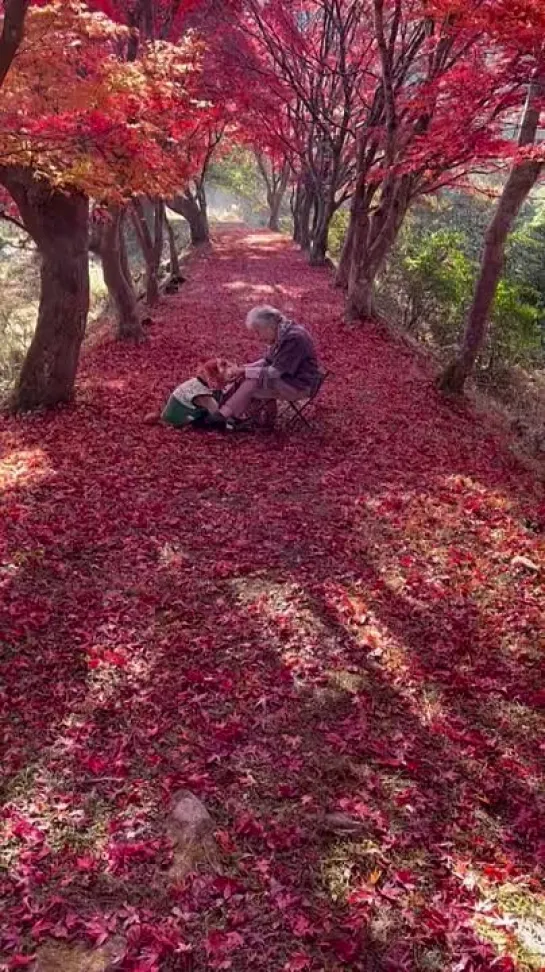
[{"xmin": 1, "ymin": 228, "xmax": 544, "ymax": 971}]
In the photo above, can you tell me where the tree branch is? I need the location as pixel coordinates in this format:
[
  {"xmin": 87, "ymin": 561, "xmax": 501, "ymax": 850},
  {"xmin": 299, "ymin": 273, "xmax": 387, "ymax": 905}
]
[{"xmin": 0, "ymin": 209, "xmax": 28, "ymax": 234}]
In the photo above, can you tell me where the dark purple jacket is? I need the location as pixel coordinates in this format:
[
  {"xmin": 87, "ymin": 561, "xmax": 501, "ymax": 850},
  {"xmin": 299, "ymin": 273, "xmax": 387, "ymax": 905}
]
[{"xmin": 265, "ymin": 321, "xmax": 320, "ymax": 391}]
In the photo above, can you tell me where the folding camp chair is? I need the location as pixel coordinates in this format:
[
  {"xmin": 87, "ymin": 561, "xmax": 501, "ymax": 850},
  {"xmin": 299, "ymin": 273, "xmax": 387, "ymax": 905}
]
[
  {"xmin": 278, "ymin": 369, "xmax": 331, "ymax": 431},
  {"xmin": 220, "ymin": 370, "xmax": 331, "ymax": 432}
]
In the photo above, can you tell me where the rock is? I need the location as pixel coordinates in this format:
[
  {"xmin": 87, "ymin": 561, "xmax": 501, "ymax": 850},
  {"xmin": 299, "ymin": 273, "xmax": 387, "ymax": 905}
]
[
  {"xmin": 168, "ymin": 789, "xmax": 218, "ymax": 881},
  {"xmin": 171, "ymin": 789, "xmax": 214, "ymax": 835},
  {"xmin": 34, "ymin": 937, "xmax": 126, "ymax": 972},
  {"xmin": 321, "ymin": 812, "xmax": 366, "ymax": 835},
  {"xmin": 512, "ymin": 555, "xmax": 540, "ymax": 573}
]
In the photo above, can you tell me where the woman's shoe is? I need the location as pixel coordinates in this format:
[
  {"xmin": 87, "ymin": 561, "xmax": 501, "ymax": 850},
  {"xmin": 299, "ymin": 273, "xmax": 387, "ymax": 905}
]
[
  {"xmin": 226, "ymin": 417, "xmax": 252, "ymax": 432},
  {"xmin": 193, "ymin": 412, "xmax": 228, "ymax": 430},
  {"xmin": 193, "ymin": 413, "xmax": 251, "ymax": 433}
]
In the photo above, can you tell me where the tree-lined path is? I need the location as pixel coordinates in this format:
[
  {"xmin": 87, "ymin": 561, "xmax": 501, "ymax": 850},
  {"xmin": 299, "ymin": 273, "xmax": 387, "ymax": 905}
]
[{"xmin": 1, "ymin": 230, "xmax": 544, "ymax": 971}]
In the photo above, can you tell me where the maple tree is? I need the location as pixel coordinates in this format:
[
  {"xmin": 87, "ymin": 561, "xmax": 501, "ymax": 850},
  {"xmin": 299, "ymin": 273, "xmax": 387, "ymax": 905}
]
[
  {"xmin": 169, "ymin": 119, "xmax": 227, "ymax": 245},
  {"xmin": 165, "ymin": 2, "xmax": 269, "ymax": 246},
  {"xmin": 0, "ymin": 1, "xmax": 203, "ymax": 409},
  {"xmin": 437, "ymin": 0, "xmax": 545, "ymax": 393},
  {"xmin": 333, "ymin": 0, "xmax": 522, "ymax": 322},
  {"xmin": 92, "ymin": 0, "xmax": 235, "ymax": 309},
  {"xmin": 254, "ymin": 150, "xmax": 291, "ymax": 231},
  {"xmin": 220, "ymin": 0, "xmax": 367, "ymax": 264},
  {"xmin": 87, "ymin": 0, "xmax": 212, "ymax": 316},
  {"xmin": 230, "ymin": 105, "xmax": 294, "ymax": 232},
  {"xmin": 219, "ymin": 0, "xmax": 529, "ymax": 301}
]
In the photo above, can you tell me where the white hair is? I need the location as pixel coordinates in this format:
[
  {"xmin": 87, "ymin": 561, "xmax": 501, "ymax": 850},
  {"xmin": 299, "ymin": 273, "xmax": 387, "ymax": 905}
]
[{"xmin": 245, "ymin": 305, "xmax": 285, "ymax": 334}]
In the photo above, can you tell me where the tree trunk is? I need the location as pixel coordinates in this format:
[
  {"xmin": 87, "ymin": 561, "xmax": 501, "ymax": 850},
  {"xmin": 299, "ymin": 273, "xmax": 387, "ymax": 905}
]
[
  {"xmin": 164, "ymin": 210, "xmax": 181, "ymax": 278},
  {"xmin": 195, "ymin": 181, "xmax": 209, "ymax": 238},
  {"xmin": 268, "ymin": 167, "xmax": 290, "ymax": 231},
  {"xmin": 309, "ymin": 197, "xmax": 334, "ymax": 266},
  {"xmin": 255, "ymin": 152, "xmax": 290, "ymax": 233},
  {"xmin": 290, "ymin": 171, "xmax": 314, "ymax": 250},
  {"xmin": 299, "ymin": 187, "xmax": 313, "ymax": 251},
  {"xmin": 337, "ymin": 129, "xmax": 378, "ymax": 289},
  {"xmin": 346, "ymin": 174, "xmax": 412, "ymax": 321},
  {"xmin": 438, "ymin": 77, "xmax": 545, "ymax": 395},
  {"xmin": 0, "ymin": 0, "xmax": 30, "ymax": 89},
  {"xmin": 268, "ymin": 195, "xmax": 282, "ymax": 232},
  {"xmin": 336, "ymin": 200, "xmax": 357, "ymax": 289},
  {"xmin": 291, "ymin": 181, "xmax": 303, "ymax": 243},
  {"xmin": 270, "ymin": 169, "xmax": 290, "ymax": 231},
  {"xmin": 0, "ymin": 170, "xmax": 89, "ymax": 411},
  {"xmin": 344, "ymin": 199, "xmax": 373, "ymax": 317},
  {"xmin": 148, "ymin": 199, "xmax": 164, "ymax": 304},
  {"xmin": 169, "ymin": 191, "xmax": 210, "ymax": 245},
  {"xmin": 346, "ymin": 234, "xmax": 399, "ymax": 322},
  {"xmin": 131, "ymin": 198, "xmax": 164, "ymax": 305},
  {"xmin": 100, "ymin": 207, "xmax": 142, "ymax": 340},
  {"xmin": 309, "ymin": 223, "xmax": 329, "ymax": 265},
  {"xmin": 347, "ymin": 268, "xmax": 376, "ymax": 320},
  {"xmin": 118, "ymin": 209, "xmax": 132, "ymax": 291},
  {"xmin": 346, "ymin": 227, "xmax": 385, "ymax": 321}
]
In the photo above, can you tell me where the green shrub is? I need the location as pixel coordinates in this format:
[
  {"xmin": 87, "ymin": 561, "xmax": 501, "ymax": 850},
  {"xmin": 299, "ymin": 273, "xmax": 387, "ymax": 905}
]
[
  {"xmin": 399, "ymin": 229, "xmax": 475, "ymax": 344},
  {"xmin": 208, "ymin": 147, "xmax": 264, "ymax": 208},
  {"xmin": 328, "ymin": 208, "xmax": 350, "ymax": 259},
  {"xmin": 489, "ymin": 280, "xmax": 543, "ymax": 371},
  {"xmin": 375, "ymin": 194, "xmax": 545, "ymax": 374}
]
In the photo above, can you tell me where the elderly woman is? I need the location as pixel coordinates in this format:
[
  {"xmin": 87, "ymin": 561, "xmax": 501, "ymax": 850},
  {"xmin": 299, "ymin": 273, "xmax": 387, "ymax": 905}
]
[{"xmin": 203, "ymin": 306, "xmax": 320, "ymax": 430}]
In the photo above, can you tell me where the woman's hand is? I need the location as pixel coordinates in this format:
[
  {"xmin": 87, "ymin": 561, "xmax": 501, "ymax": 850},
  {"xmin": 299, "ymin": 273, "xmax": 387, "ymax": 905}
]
[{"xmin": 226, "ymin": 364, "xmax": 245, "ymax": 382}]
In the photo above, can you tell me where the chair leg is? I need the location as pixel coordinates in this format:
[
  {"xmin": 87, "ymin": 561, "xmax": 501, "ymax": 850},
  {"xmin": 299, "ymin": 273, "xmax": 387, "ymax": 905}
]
[
  {"xmin": 286, "ymin": 402, "xmax": 314, "ymax": 430},
  {"xmin": 273, "ymin": 372, "xmax": 328, "ymax": 432},
  {"xmin": 298, "ymin": 412, "xmax": 314, "ymax": 431}
]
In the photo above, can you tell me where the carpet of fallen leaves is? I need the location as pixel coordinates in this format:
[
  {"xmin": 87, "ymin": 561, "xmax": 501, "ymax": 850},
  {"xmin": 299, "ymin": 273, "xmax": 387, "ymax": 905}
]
[{"xmin": 1, "ymin": 229, "xmax": 545, "ymax": 972}]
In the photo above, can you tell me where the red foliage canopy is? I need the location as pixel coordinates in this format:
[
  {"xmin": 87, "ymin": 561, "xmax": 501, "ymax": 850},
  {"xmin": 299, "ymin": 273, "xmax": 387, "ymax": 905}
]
[{"xmin": 0, "ymin": 1, "xmax": 209, "ymax": 202}]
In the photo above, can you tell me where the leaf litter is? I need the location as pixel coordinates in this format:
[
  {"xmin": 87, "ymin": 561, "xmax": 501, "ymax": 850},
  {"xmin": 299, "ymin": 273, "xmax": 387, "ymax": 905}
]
[{"xmin": 1, "ymin": 229, "xmax": 544, "ymax": 971}]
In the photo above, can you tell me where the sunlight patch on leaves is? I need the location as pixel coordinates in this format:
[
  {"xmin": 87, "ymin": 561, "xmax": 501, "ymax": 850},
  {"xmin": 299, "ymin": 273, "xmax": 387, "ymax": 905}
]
[
  {"xmin": 475, "ymin": 884, "xmax": 545, "ymax": 970},
  {"xmin": 223, "ymin": 280, "xmax": 276, "ymax": 296},
  {"xmin": 0, "ymin": 448, "xmax": 52, "ymax": 492},
  {"xmin": 78, "ymin": 377, "xmax": 128, "ymax": 393}
]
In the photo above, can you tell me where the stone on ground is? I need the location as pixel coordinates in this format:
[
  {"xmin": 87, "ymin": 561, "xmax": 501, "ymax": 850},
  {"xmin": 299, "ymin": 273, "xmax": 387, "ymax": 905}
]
[
  {"xmin": 33, "ymin": 937, "xmax": 126, "ymax": 972},
  {"xmin": 168, "ymin": 789, "xmax": 219, "ymax": 880}
]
